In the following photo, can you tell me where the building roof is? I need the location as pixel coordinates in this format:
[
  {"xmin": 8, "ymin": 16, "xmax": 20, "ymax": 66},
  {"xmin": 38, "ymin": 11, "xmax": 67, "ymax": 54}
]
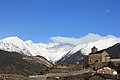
[
  {"xmin": 92, "ymin": 46, "xmax": 97, "ymax": 49},
  {"xmin": 95, "ymin": 73, "xmax": 117, "ymax": 79},
  {"xmin": 89, "ymin": 50, "xmax": 105, "ymax": 55}
]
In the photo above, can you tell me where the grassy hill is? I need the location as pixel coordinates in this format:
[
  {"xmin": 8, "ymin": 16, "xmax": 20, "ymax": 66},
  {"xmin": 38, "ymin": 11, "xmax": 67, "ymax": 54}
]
[{"xmin": 0, "ymin": 49, "xmax": 47, "ymax": 76}]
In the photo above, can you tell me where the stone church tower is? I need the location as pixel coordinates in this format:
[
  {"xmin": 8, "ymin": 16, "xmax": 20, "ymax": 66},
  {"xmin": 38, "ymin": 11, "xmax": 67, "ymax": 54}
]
[{"xmin": 91, "ymin": 46, "xmax": 98, "ymax": 53}]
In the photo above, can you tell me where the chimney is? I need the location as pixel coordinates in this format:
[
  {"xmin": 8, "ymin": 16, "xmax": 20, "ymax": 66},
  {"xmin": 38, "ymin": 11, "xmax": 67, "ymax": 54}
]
[{"xmin": 91, "ymin": 46, "xmax": 98, "ymax": 53}]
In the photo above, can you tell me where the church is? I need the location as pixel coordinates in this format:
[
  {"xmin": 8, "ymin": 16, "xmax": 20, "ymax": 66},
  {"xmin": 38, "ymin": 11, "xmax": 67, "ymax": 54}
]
[{"xmin": 88, "ymin": 46, "xmax": 110, "ymax": 64}]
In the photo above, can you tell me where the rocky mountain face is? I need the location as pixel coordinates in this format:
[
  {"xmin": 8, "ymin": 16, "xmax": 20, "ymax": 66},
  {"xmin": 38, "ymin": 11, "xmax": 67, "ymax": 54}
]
[
  {"xmin": 23, "ymin": 55, "xmax": 53, "ymax": 68},
  {"xmin": 56, "ymin": 50, "xmax": 85, "ymax": 64},
  {"xmin": 105, "ymin": 43, "xmax": 120, "ymax": 59}
]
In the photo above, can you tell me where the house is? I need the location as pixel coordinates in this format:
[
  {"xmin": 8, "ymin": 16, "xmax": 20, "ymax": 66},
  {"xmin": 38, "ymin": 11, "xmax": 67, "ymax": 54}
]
[
  {"xmin": 88, "ymin": 46, "xmax": 110, "ymax": 64},
  {"xmin": 97, "ymin": 67, "xmax": 117, "ymax": 75},
  {"xmin": 89, "ymin": 73, "xmax": 117, "ymax": 80}
]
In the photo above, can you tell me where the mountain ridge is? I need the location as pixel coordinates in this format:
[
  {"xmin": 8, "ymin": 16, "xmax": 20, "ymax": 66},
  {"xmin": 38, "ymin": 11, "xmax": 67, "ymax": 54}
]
[
  {"xmin": 56, "ymin": 38, "xmax": 120, "ymax": 64},
  {"xmin": 0, "ymin": 37, "xmax": 74, "ymax": 62},
  {"xmin": 0, "ymin": 36, "xmax": 120, "ymax": 63}
]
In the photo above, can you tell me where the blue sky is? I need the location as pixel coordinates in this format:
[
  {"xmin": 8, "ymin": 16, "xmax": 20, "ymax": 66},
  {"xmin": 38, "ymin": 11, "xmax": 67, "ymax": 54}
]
[{"xmin": 0, "ymin": 0, "xmax": 120, "ymax": 43}]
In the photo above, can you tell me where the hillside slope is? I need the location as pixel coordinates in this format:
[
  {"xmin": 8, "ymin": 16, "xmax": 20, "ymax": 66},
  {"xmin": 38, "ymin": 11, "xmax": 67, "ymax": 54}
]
[
  {"xmin": 0, "ymin": 49, "xmax": 48, "ymax": 76},
  {"xmin": 105, "ymin": 43, "xmax": 120, "ymax": 58}
]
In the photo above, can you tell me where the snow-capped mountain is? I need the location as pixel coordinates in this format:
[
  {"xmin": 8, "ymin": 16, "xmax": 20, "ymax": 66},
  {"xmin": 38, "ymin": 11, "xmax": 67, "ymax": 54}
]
[
  {"xmin": 69, "ymin": 38, "xmax": 120, "ymax": 55},
  {"xmin": 57, "ymin": 38, "xmax": 120, "ymax": 64},
  {"xmin": 0, "ymin": 37, "xmax": 74, "ymax": 62},
  {"xmin": 0, "ymin": 36, "xmax": 120, "ymax": 63}
]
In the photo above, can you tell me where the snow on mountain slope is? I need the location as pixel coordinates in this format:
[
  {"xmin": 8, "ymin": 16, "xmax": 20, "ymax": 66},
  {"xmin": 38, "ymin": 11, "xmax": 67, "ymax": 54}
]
[
  {"xmin": 1, "ymin": 37, "xmax": 31, "ymax": 55},
  {"xmin": 66, "ymin": 38, "xmax": 120, "ymax": 57},
  {"xmin": 56, "ymin": 38, "xmax": 120, "ymax": 64},
  {"xmin": 0, "ymin": 37, "xmax": 74, "ymax": 62},
  {"xmin": 0, "ymin": 36, "xmax": 120, "ymax": 63}
]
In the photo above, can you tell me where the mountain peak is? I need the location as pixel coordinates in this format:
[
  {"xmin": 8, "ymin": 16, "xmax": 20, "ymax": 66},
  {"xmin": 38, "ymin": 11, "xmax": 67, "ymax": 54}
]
[
  {"xmin": 0, "ymin": 36, "xmax": 120, "ymax": 63},
  {"xmin": 2, "ymin": 36, "xmax": 22, "ymax": 41},
  {"xmin": 1, "ymin": 36, "xmax": 26, "ymax": 49},
  {"xmin": 0, "ymin": 36, "xmax": 74, "ymax": 62}
]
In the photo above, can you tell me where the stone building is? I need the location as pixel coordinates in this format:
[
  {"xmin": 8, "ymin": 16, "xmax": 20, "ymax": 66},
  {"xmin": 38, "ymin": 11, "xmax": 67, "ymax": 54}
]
[
  {"xmin": 97, "ymin": 67, "xmax": 117, "ymax": 75},
  {"xmin": 88, "ymin": 46, "xmax": 110, "ymax": 64}
]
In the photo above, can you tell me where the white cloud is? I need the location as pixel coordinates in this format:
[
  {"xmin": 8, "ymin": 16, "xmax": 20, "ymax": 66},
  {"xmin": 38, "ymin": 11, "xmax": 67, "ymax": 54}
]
[{"xmin": 50, "ymin": 33, "xmax": 118, "ymax": 45}]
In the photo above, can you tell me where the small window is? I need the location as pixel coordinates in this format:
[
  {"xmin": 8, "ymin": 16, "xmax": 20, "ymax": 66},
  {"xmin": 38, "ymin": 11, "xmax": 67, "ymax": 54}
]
[
  {"xmin": 89, "ymin": 59, "xmax": 91, "ymax": 62},
  {"xmin": 105, "ymin": 55, "xmax": 109, "ymax": 57},
  {"xmin": 95, "ymin": 60, "xmax": 99, "ymax": 62}
]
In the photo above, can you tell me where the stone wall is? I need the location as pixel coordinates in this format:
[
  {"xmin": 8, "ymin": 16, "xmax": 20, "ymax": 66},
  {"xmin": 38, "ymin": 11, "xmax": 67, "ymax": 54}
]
[
  {"xmin": 101, "ymin": 51, "xmax": 110, "ymax": 62},
  {"xmin": 88, "ymin": 51, "xmax": 110, "ymax": 65},
  {"xmin": 88, "ymin": 53, "xmax": 102, "ymax": 64},
  {"xmin": 0, "ymin": 74, "xmax": 28, "ymax": 80}
]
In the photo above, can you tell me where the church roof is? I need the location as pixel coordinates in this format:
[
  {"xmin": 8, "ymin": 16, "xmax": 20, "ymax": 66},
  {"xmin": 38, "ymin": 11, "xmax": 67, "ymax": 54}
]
[
  {"xmin": 89, "ymin": 50, "xmax": 106, "ymax": 55},
  {"xmin": 92, "ymin": 46, "xmax": 97, "ymax": 49}
]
